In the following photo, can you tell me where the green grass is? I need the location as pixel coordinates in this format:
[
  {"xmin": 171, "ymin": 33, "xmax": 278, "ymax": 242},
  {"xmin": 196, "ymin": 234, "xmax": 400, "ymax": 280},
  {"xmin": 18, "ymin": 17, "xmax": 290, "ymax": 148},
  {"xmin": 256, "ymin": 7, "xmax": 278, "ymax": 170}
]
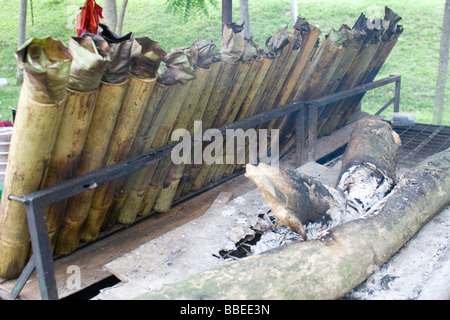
[{"xmin": 0, "ymin": 0, "xmax": 448, "ymax": 124}]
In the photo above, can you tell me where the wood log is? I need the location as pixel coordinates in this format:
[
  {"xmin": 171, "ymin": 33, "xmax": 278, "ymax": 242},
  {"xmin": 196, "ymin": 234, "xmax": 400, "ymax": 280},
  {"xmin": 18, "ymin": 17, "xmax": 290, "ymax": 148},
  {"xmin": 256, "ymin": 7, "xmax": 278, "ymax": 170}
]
[
  {"xmin": 133, "ymin": 147, "xmax": 450, "ymax": 301},
  {"xmin": 337, "ymin": 119, "xmax": 401, "ymax": 212}
]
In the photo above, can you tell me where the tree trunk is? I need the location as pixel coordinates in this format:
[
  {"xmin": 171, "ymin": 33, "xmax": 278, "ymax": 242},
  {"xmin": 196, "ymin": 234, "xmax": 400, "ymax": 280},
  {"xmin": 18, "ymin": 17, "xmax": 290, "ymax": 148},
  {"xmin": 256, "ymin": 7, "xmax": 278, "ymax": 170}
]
[
  {"xmin": 133, "ymin": 149, "xmax": 450, "ymax": 301},
  {"xmin": 432, "ymin": 0, "xmax": 450, "ymax": 125},
  {"xmin": 222, "ymin": 0, "xmax": 232, "ymax": 31},
  {"xmin": 104, "ymin": 0, "xmax": 118, "ymax": 34},
  {"xmin": 16, "ymin": 0, "xmax": 27, "ymax": 85},
  {"xmin": 115, "ymin": 0, "xmax": 128, "ymax": 36},
  {"xmin": 291, "ymin": 0, "xmax": 298, "ymax": 26},
  {"xmin": 239, "ymin": 0, "xmax": 250, "ymax": 39}
]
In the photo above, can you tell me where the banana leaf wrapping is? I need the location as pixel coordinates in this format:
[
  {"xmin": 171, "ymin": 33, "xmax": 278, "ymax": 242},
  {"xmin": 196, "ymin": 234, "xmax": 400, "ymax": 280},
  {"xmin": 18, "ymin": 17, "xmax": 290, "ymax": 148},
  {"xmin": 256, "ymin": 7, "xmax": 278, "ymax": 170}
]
[
  {"xmin": 0, "ymin": 37, "xmax": 72, "ymax": 279},
  {"xmin": 220, "ymin": 23, "xmax": 245, "ymax": 63},
  {"xmin": 188, "ymin": 39, "xmax": 217, "ymax": 69},
  {"xmin": 43, "ymin": 35, "xmax": 110, "ymax": 251},
  {"xmin": 263, "ymin": 27, "xmax": 292, "ymax": 59},
  {"xmin": 131, "ymin": 37, "xmax": 166, "ymax": 79},
  {"xmin": 157, "ymin": 49, "xmax": 196, "ymax": 85},
  {"xmin": 99, "ymin": 23, "xmax": 133, "ymax": 84},
  {"xmin": 67, "ymin": 35, "xmax": 111, "ymax": 92},
  {"xmin": 241, "ymin": 38, "xmax": 259, "ymax": 62}
]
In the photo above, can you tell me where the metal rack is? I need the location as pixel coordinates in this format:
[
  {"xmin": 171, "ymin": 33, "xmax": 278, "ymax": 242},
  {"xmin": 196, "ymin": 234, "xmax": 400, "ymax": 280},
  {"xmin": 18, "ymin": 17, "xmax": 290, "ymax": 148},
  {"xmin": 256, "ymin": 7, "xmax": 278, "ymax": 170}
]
[{"xmin": 7, "ymin": 75, "xmax": 401, "ymax": 300}]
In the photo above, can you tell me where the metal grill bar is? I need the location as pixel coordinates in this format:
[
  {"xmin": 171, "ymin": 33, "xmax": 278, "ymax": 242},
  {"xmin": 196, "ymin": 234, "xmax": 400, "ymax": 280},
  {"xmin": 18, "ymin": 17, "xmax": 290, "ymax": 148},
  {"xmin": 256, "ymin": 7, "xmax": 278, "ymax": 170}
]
[{"xmin": 392, "ymin": 124, "xmax": 450, "ymax": 170}]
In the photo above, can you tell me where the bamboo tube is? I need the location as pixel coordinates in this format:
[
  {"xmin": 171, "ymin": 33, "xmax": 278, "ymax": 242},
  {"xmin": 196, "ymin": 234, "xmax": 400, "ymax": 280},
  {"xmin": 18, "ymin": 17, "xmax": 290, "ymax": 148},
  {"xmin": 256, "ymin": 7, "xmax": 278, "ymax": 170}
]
[
  {"xmin": 101, "ymin": 82, "xmax": 175, "ymax": 229},
  {"xmin": 80, "ymin": 75, "xmax": 157, "ymax": 241},
  {"xmin": 336, "ymin": 30, "xmax": 402, "ymax": 129},
  {"xmin": 220, "ymin": 37, "xmax": 301, "ymax": 180},
  {"xmin": 188, "ymin": 60, "xmax": 253, "ymax": 191},
  {"xmin": 43, "ymin": 37, "xmax": 110, "ymax": 251},
  {"xmin": 213, "ymin": 36, "xmax": 300, "ymax": 182},
  {"xmin": 318, "ymin": 42, "xmax": 381, "ymax": 136},
  {"xmin": 276, "ymin": 29, "xmax": 347, "ymax": 145},
  {"xmin": 272, "ymin": 25, "xmax": 321, "ymax": 108},
  {"xmin": 332, "ymin": 8, "xmax": 403, "ymax": 130},
  {"xmin": 112, "ymin": 84, "xmax": 182, "ymax": 224},
  {"xmin": 181, "ymin": 57, "xmax": 273, "ymax": 195},
  {"xmin": 115, "ymin": 83, "xmax": 186, "ymax": 225},
  {"xmin": 148, "ymin": 67, "xmax": 211, "ymax": 214},
  {"xmin": 0, "ymin": 37, "xmax": 72, "ymax": 279},
  {"xmin": 152, "ymin": 63, "xmax": 222, "ymax": 212},
  {"xmin": 54, "ymin": 79, "xmax": 129, "ymax": 255},
  {"xmin": 314, "ymin": 26, "xmax": 362, "ymax": 135},
  {"xmin": 44, "ymin": 89, "xmax": 98, "ymax": 249},
  {"xmin": 180, "ymin": 61, "xmax": 245, "ymax": 193}
]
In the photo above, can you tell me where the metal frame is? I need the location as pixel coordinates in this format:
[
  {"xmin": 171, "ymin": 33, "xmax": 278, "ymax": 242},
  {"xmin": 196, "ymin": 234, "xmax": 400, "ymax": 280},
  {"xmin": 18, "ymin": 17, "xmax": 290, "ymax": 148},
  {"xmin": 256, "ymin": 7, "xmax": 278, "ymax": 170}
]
[{"xmin": 7, "ymin": 75, "xmax": 401, "ymax": 300}]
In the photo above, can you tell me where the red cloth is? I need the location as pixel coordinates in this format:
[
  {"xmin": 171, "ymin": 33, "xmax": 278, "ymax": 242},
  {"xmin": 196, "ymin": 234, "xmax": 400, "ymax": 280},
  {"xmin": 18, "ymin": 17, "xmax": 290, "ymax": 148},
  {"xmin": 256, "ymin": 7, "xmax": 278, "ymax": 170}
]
[
  {"xmin": 0, "ymin": 120, "xmax": 13, "ymax": 127},
  {"xmin": 75, "ymin": 0, "xmax": 104, "ymax": 36}
]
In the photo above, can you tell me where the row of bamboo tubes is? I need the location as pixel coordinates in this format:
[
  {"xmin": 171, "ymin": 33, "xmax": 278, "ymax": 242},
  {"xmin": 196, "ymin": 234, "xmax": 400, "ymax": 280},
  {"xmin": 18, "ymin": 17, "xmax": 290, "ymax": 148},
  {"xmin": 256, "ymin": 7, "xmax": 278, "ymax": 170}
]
[{"xmin": 0, "ymin": 8, "xmax": 403, "ymax": 279}]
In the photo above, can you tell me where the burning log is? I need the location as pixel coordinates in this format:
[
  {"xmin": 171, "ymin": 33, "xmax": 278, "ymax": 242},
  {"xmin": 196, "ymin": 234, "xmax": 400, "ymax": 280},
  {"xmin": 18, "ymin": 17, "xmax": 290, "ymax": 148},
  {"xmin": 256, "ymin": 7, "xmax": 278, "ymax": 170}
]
[
  {"xmin": 246, "ymin": 119, "xmax": 400, "ymax": 238},
  {"xmin": 0, "ymin": 38, "xmax": 72, "ymax": 279},
  {"xmin": 134, "ymin": 138, "xmax": 450, "ymax": 301}
]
